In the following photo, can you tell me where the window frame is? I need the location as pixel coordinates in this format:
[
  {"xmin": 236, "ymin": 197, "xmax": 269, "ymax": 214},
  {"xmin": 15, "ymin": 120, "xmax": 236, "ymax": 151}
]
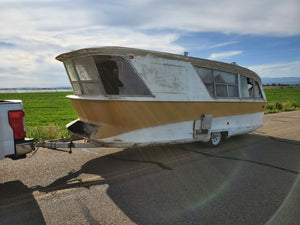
[
  {"xmin": 213, "ymin": 70, "xmax": 239, "ymax": 98},
  {"xmin": 254, "ymin": 81, "xmax": 264, "ymax": 99},
  {"xmin": 64, "ymin": 55, "xmax": 153, "ymax": 97},
  {"xmin": 72, "ymin": 56, "xmax": 106, "ymax": 96},
  {"xmin": 64, "ymin": 59, "xmax": 82, "ymax": 95},
  {"xmin": 193, "ymin": 65, "xmax": 264, "ymax": 99}
]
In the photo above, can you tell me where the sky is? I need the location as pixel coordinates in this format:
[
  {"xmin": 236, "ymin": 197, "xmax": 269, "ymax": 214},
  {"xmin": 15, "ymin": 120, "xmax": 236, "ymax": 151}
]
[{"xmin": 0, "ymin": 0, "xmax": 300, "ymax": 88}]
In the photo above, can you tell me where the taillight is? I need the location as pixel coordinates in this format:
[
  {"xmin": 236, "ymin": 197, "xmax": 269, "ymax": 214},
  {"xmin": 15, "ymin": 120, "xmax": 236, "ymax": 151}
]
[{"xmin": 8, "ymin": 110, "xmax": 26, "ymax": 140}]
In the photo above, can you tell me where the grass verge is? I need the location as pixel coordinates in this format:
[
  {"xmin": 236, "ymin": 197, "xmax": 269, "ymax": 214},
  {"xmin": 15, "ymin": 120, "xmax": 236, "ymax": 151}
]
[
  {"xmin": 265, "ymin": 101, "xmax": 300, "ymax": 113},
  {"xmin": 264, "ymin": 87, "xmax": 300, "ymax": 114},
  {"xmin": 0, "ymin": 92, "xmax": 77, "ymax": 141},
  {"xmin": 27, "ymin": 125, "xmax": 73, "ymax": 142}
]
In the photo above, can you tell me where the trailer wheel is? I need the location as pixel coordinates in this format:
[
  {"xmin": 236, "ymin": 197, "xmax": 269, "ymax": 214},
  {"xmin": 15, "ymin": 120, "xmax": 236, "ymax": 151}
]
[{"xmin": 209, "ymin": 132, "xmax": 223, "ymax": 147}]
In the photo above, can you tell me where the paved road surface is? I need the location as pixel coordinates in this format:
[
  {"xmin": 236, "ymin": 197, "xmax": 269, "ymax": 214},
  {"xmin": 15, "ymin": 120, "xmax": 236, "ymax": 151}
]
[{"xmin": 0, "ymin": 111, "xmax": 299, "ymax": 225}]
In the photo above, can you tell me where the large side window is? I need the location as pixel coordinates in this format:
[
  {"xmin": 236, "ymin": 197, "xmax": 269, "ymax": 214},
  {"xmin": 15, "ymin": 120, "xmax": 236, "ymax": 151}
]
[
  {"xmin": 194, "ymin": 66, "xmax": 238, "ymax": 98},
  {"xmin": 195, "ymin": 65, "xmax": 263, "ymax": 99},
  {"xmin": 194, "ymin": 67, "xmax": 214, "ymax": 96},
  {"xmin": 214, "ymin": 70, "xmax": 238, "ymax": 97},
  {"xmin": 93, "ymin": 55, "xmax": 151, "ymax": 96}
]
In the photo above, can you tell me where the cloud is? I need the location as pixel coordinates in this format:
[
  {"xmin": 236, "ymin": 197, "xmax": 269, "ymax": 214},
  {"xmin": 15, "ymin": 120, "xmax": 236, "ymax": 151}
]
[
  {"xmin": 208, "ymin": 41, "xmax": 239, "ymax": 49},
  {"xmin": 1, "ymin": 0, "xmax": 300, "ymax": 37},
  {"xmin": 0, "ymin": 0, "xmax": 299, "ymax": 88},
  {"xmin": 0, "ymin": 1, "xmax": 187, "ymax": 88},
  {"xmin": 0, "ymin": 47, "xmax": 68, "ymax": 88},
  {"xmin": 249, "ymin": 61, "xmax": 300, "ymax": 78},
  {"xmin": 51, "ymin": 27, "xmax": 184, "ymax": 53},
  {"xmin": 209, "ymin": 51, "xmax": 243, "ymax": 60},
  {"xmin": 0, "ymin": 25, "xmax": 184, "ymax": 87},
  {"xmin": 93, "ymin": 0, "xmax": 300, "ymax": 36},
  {"xmin": 3, "ymin": 0, "xmax": 298, "ymax": 37},
  {"xmin": 0, "ymin": 49, "xmax": 38, "ymax": 73}
]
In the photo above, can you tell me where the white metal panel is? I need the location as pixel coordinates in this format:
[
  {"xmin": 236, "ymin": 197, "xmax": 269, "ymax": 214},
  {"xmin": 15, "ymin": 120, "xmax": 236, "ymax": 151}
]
[
  {"xmin": 98, "ymin": 121, "xmax": 209, "ymax": 148},
  {"xmin": 210, "ymin": 112, "xmax": 264, "ymax": 137},
  {"xmin": 131, "ymin": 54, "xmax": 213, "ymax": 102}
]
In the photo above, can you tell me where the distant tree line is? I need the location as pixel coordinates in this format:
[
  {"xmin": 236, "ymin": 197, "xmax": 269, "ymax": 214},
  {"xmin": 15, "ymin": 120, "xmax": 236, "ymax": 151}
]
[{"xmin": 263, "ymin": 83, "xmax": 299, "ymax": 86}]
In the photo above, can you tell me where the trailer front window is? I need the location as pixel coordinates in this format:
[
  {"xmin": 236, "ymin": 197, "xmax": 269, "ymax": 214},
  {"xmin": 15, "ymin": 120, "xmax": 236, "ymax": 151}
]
[
  {"xmin": 72, "ymin": 57, "xmax": 105, "ymax": 95},
  {"xmin": 93, "ymin": 55, "xmax": 151, "ymax": 96},
  {"xmin": 64, "ymin": 60, "xmax": 81, "ymax": 95},
  {"xmin": 64, "ymin": 55, "xmax": 151, "ymax": 96}
]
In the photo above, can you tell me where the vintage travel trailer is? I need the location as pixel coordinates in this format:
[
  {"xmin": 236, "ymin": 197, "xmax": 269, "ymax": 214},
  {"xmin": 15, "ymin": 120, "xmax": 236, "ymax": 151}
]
[{"xmin": 56, "ymin": 47, "xmax": 266, "ymax": 147}]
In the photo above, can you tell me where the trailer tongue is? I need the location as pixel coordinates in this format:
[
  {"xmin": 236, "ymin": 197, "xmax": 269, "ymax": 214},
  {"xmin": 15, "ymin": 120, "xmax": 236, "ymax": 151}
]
[{"xmin": 35, "ymin": 136, "xmax": 102, "ymax": 154}]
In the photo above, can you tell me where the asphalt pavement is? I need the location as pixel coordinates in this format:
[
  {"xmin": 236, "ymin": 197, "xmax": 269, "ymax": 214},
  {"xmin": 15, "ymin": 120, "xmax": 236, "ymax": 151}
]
[{"xmin": 0, "ymin": 110, "xmax": 299, "ymax": 225}]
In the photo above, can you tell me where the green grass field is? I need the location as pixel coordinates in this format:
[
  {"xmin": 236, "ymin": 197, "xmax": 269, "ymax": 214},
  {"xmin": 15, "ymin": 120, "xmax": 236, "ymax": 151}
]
[
  {"xmin": 0, "ymin": 87, "xmax": 299, "ymax": 140},
  {"xmin": 264, "ymin": 87, "xmax": 300, "ymax": 113},
  {"xmin": 0, "ymin": 92, "xmax": 77, "ymax": 140}
]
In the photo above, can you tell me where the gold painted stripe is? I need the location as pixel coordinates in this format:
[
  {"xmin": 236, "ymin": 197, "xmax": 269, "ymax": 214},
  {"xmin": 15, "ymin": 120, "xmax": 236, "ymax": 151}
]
[{"xmin": 70, "ymin": 99, "xmax": 266, "ymax": 139}]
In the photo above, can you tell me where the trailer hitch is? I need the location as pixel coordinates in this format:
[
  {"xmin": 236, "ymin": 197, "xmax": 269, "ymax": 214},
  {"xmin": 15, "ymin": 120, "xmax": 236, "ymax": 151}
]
[{"xmin": 34, "ymin": 137, "xmax": 102, "ymax": 154}]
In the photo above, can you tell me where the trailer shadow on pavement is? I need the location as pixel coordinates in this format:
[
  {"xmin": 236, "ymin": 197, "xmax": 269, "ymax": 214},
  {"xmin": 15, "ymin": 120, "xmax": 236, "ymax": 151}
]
[
  {"xmin": 29, "ymin": 133, "xmax": 300, "ymax": 225},
  {"xmin": 0, "ymin": 180, "xmax": 46, "ymax": 225}
]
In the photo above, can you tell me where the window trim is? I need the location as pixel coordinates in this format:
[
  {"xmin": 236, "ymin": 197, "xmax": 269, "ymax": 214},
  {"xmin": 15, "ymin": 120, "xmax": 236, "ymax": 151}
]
[
  {"xmin": 93, "ymin": 55, "xmax": 153, "ymax": 97},
  {"xmin": 64, "ymin": 59, "xmax": 82, "ymax": 95},
  {"xmin": 193, "ymin": 65, "xmax": 264, "ymax": 99},
  {"xmin": 73, "ymin": 55, "xmax": 106, "ymax": 96},
  {"xmin": 213, "ymin": 69, "xmax": 239, "ymax": 98},
  {"xmin": 254, "ymin": 81, "xmax": 264, "ymax": 99},
  {"xmin": 64, "ymin": 55, "xmax": 154, "ymax": 97}
]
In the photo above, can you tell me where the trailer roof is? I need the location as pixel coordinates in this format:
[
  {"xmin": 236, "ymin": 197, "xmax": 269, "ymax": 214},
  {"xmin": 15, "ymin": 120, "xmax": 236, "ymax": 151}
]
[{"xmin": 56, "ymin": 46, "xmax": 261, "ymax": 82}]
